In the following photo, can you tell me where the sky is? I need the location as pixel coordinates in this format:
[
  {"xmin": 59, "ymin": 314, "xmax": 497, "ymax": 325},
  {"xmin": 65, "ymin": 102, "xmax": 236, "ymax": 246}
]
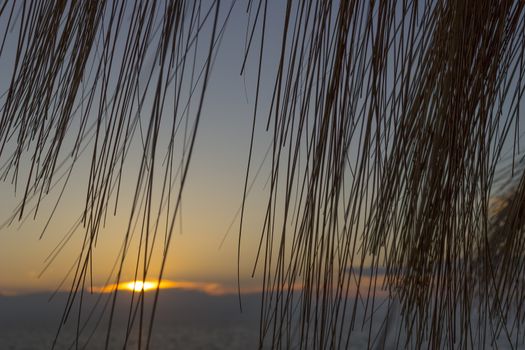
[{"xmin": 0, "ymin": 0, "xmax": 288, "ymax": 296}]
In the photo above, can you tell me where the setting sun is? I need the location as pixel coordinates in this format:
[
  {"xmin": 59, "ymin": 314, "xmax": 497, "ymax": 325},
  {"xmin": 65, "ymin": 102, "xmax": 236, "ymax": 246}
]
[{"xmin": 124, "ymin": 281, "xmax": 158, "ymax": 292}]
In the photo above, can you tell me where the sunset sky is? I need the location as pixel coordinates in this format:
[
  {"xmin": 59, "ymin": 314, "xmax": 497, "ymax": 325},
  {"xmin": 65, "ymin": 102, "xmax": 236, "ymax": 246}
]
[
  {"xmin": 0, "ymin": 0, "xmax": 520, "ymax": 304},
  {"xmin": 0, "ymin": 1, "xmax": 288, "ymax": 296}
]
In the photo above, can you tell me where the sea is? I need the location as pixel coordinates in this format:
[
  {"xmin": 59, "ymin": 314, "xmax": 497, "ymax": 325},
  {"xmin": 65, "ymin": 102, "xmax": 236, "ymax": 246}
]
[{"xmin": 1, "ymin": 290, "xmax": 524, "ymax": 349}]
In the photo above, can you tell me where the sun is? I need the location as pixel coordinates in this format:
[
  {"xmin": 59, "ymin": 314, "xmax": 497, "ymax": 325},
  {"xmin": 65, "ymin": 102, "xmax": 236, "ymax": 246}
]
[{"xmin": 124, "ymin": 280, "xmax": 158, "ymax": 292}]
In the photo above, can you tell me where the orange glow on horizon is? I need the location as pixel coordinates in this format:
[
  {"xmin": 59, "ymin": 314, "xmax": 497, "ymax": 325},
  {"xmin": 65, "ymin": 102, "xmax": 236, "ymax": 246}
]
[
  {"xmin": 91, "ymin": 279, "xmax": 263, "ymax": 295},
  {"xmin": 124, "ymin": 280, "xmax": 158, "ymax": 292}
]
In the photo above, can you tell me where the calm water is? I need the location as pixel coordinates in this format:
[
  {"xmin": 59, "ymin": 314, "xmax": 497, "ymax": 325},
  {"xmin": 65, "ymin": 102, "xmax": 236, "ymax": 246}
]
[
  {"xmin": 2, "ymin": 320, "xmax": 524, "ymax": 349},
  {"xmin": 0, "ymin": 324, "xmax": 383, "ymax": 349},
  {"xmin": 0, "ymin": 324, "xmax": 260, "ymax": 349},
  {"xmin": 1, "ymin": 291, "xmax": 524, "ymax": 349},
  {"xmin": 0, "ymin": 290, "xmax": 263, "ymax": 349}
]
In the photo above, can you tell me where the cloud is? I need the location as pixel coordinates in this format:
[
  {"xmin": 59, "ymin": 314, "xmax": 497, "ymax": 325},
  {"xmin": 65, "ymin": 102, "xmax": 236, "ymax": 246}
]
[
  {"xmin": 345, "ymin": 266, "xmax": 390, "ymax": 298},
  {"xmin": 346, "ymin": 266, "xmax": 387, "ymax": 276},
  {"xmin": 91, "ymin": 272, "xmax": 391, "ymax": 299}
]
